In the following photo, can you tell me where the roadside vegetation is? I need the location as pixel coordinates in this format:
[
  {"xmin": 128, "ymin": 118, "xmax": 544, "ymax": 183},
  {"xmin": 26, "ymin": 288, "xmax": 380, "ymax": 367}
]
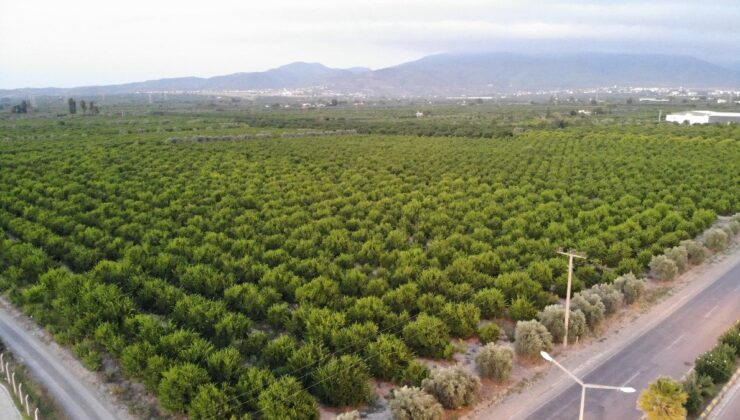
[
  {"xmin": 0, "ymin": 107, "xmax": 739, "ymax": 418},
  {"xmin": 638, "ymin": 321, "xmax": 740, "ymax": 419}
]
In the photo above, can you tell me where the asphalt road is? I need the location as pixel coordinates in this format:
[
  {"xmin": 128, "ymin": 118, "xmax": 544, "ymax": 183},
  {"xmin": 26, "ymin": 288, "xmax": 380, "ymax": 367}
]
[
  {"xmin": 526, "ymin": 259, "xmax": 740, "ymax": 420},
  {"xmin": 0, "ymin": 311, "xmax": 119, "ymax": 420}
]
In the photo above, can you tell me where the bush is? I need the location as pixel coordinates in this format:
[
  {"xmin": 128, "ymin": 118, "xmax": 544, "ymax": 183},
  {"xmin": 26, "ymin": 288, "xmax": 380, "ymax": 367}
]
[
  {"xmin": 397, "ymin": 361, "xmax": 430, "ymax": 387},
  {"xmin": 538, "ymin": 304, "xmax": 587, "ymax": 343},
  {"xmin": 314, "ymin": 355, "xmax": 373, "ymax": 406},
  {"xmin": 335, "ymin": 410, "xmax": 360, "ymax": 420},
  {"xmin": 649, "ymin": 255, "xmax": 678, "ymax": 281},
  {"xmin": 694, "ymin": 343, "xmax": 735, "ymax": 383},
  {"xmin": 571, "ymin": 293, "xmax": 605, "ymax": 329},
  {"xmin": 388, "ymin": 386, "xmax": 443, "ymax": 420},
  {"xmin": 508, "ymin": 296, "xmax": 537, "ymax": 321},
  {"xmin": 421, "ymin": 366, "xmax": 481, "ymax": 409},
  {"xmin": 681, "ymin": 372, "xmax": 714, "ymax": 417},
  {"xmin": 257, "ymin": 376, "xmax": 319, "ymax": 420},
  {"xmin": 478, "ymin": 323, "xmax": 502, "ymax": 345},
  {"xmin": 718, "ymin": 322, "xmax": 740, "ymax": 357},
  {"xmin": 403, "ymin": 314, "xmax": 453, "ymax": 359},
  {"xmin": 158, "ymin": 364, "xmax": 211, "ymax": 413},
  {"xmin": 664, "ymin": 246, "xmax": 688, "ymax": 273},
  {"xmin": 583, "ymin": 284, "xmax": 623, "ymax": 315},
  {"xmin": 439, "ymin": 302, "xmax": 480, "ymax": 338},
  {"xmin": 473, "ymin": 288, "xmax": 506, "ymax": 318},
  {"xmin": 637, "ymin": 376, "xmax": 687, "ymax": 420},
  {"xmin": 680, "ymin": 240, "xmax": 707, "ymax": 265},
  {"xmin": 704, "ymin": 228, "xmax": 728, "ymax": 251},
  {"xmin": 475, "ymin": 343, "xmax": 513, "ymax": 382},
  {"xmin": 613, "ymin": 273, "xmax": 645, "ymax": 304},
  {"xmin": 514, "ymin": 320, "xmax": 553, "ymax": 358},
  {"xmin": 366, "ymin": 334, "xmax": 414, "ymax": 382}
]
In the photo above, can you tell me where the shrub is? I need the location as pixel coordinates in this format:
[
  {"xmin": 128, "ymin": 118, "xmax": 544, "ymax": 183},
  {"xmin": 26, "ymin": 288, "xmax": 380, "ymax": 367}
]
[
  {"xmin": 402, "ymin": 314, "xmax": 453, "ymax": 359},
  {"xmin": 538, "ymin": 304, "xmax": 587, "ymax": 343},
  {"xmin": 680, "ymin": 240, "xmax": 707, "ymax": 265},
  {"xmin": 335, "ymin": 410, "xmax": 361, "ymax": 420},
  {"xmin": 478, "ymin": 323, "xmax": 502, "ymax": 345},
  {"xmin": 509, "ymin": 296, "xmax": 537, "ymax": 321},
  {"xmin": 681, "ymin": 372, "xmax": 714, "ymax": 417},
  {"xmin": 613, "ymin": 273, "xmax": 645, "ymax": 304},
  {"xmin": 188, "ymin": 384, "xmax": 234, "ymax": 419},
  {"xmin": 718, "ymin": 322, "xmax": 740, "ymax": 357},
  {"xmin": 397, "ymin": 361, "xmax": 430, "ymax": 387},
  {"xmin": 475, "ymin": 343, "xmax": 514, "ymax": 382},
  {"xmin": 388, "ymin": 386, "xmax": 443, "ymax": 420},
  {"xmin": 584, "ymin": 284, "xmax": 623, "ymax": 315},
  {"xmin": 421, "ymin": 366, "xmax": 481, "ymax": 409},
  {"xmin": 703, "ymin": 228, "xmax": 728, "ymax": 251},
  {"xmin": 514, "ymin": 320, "xmax": 553, "ymax": 358},
  {"xmin": 664, "ymin": 246, "xmax": 688, "ymax": 273},
  {"xmin": 473, "ymin": 288, "xmax": 506, "ymax": 318},
  {"xmin": 727, "ymin": 219, "xmax": 740, "ymax": 235},
  {"xmin": 694, "ymin": 343, "xmax": 735, "ymax": 383},
  {"xmin": 158, "ymin": 363, "xmax": 211, "ymax": 413},
  {"xmin": 314, "ymin": 355, "xmax": 373, "ymax": 406},
  {"xmin": 366, "ymin": 334, "xmax": 414, "ymax": 382},
  {"xmin": 649, "ymin": 255, "xmax": 678, "ymax": 281},
  {"xmin": 637, "ymin": 376, "xmax": 688, "ymax": 420},
  {"xmin": 439, "ymin": 302, "xmax": 480, "ymax": 338},
  {"xmin": 571, "ymin": 293, "xmax": 605, "ymax": 329},
  {"xmin": 257, "ymin": 376, "xmax": 319, "ymax": 420}
]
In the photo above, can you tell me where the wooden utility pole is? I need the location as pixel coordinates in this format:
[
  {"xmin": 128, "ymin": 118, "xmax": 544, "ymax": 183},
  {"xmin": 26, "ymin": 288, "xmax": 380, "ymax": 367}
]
[{"xmin": 557, "ymin": 250, "xmax": 586, "ymax": 347}]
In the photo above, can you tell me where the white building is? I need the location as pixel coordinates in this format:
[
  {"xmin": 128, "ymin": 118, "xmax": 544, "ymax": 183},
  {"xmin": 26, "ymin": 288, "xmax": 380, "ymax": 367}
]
[{"xmin": 666, "ymin": 110, "xmax": 740, "ymax": 125}]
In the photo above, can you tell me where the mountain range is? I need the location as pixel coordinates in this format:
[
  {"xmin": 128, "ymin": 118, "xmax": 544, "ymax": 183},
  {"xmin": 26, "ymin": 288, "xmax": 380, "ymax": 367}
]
[{"xmin": 4, "ymin": 53, "xmax": 740, "ymax": 97}]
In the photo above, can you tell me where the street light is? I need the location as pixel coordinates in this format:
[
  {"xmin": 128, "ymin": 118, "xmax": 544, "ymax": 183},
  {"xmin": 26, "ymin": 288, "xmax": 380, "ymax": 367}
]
[{"xmin": 541, "ymin": 351, "xmax": 635, "ymax": 420}]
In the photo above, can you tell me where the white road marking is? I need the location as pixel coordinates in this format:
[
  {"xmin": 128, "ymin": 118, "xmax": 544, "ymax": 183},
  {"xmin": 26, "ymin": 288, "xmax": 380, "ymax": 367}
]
[
  {"xmin": 666, "ymin": 333, "xmax": 686, "ymax": 349},
  {"xmin": 704, "ymin": 304, "xmax": 720, "ymax": 318},
  {"xmin": 622, "ymin": 371, "xmax": 642, "ymax": 387}
]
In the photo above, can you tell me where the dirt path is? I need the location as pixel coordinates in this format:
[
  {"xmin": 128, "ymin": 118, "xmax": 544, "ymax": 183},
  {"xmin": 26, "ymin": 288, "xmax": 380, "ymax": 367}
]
[{"xmin": 468, "ymin": 241, "xmax": 740, "ymax": 419}]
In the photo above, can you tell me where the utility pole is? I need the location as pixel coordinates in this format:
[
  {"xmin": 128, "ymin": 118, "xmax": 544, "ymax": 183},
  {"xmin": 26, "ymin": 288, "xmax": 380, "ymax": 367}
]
[{"xmin": 557, "ymin": 249, "xmax": 586, "ymax": 347}]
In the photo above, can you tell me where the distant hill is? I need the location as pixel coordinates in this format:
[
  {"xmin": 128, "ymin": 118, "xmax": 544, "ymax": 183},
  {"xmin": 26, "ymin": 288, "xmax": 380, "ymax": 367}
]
[{"xmin": 3, "ymin": 53, "xmax": 740, "ymax": 97}]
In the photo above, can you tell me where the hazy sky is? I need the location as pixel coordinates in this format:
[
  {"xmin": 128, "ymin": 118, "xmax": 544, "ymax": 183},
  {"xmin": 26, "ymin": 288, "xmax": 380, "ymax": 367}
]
[{"xmin": 2, "ymin": 0, "xmax": 739, "ymax": 89}]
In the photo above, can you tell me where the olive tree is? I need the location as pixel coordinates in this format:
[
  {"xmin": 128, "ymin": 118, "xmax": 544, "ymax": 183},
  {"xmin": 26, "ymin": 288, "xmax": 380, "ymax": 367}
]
[
  {"xmin": 664, "ymin": 246, "xmax": 688, "ymax": 273},
  {"xmin": 514, "ymin": 320, "xmax": 553, "ymax": 358},
  {"xmin": 583, "ymin": 284, "xmax": 623, "ymax": 315},
  {"xmin": 613, "ymin": 273, "xmax": 645, "ymax": 304},
  {"xmin": 571, "ymin": 293, "xmax": 605, "ymax": 329},
  {"xmin": 649, "ymin": 255, "xmax": 678, "ymax": 281},
  {"xmin": 475, "ymin": 343, "xmax": 514, "ymax": 382},
  {"xmin": 538, "ymin": 304, "xmax": 587, "ymax": 343},
  {"xmin": 388, "ymin": 386, "xmax": 443, "ymax": 420},
  {"xmin": 703, "ymin": 228, "xmax": 728, "ymax": 252},
  {"xmin": 680, "ymin": 240, "xmax": 707, "ymax": 265},
  {"xmin": 421, "ymin": 366, "xmax": 481, "ymax": 409}
]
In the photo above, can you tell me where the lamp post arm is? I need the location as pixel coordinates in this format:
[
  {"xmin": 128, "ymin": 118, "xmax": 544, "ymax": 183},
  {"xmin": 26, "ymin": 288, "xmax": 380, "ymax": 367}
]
[
  {"xmin": 584, "ymin": 384, "xmax": 628, "ymax": 391},
  {"xmin": 549, "ymin": 358, "xmax": 584, "ymax": 386}
]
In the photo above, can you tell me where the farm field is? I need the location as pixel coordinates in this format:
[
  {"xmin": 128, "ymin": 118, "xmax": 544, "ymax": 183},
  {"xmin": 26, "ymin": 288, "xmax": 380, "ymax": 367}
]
[{"xmin": 1, "ymin": 113, "xmax": 739, "ymax": 418}]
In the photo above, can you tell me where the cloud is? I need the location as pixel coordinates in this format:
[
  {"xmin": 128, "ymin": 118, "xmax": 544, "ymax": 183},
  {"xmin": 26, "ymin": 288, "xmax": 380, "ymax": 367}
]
[{"xmin": 1, "ymin": 0, "xmax": 738, "ymax": 88}]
